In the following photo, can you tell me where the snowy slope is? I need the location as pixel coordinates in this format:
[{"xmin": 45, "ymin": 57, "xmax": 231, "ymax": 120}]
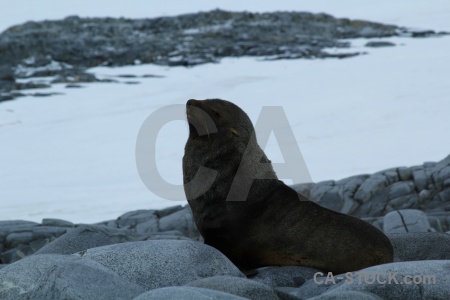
[{"xmin": 0, "ymin": 1, "xmax": 449, "ymax": 223}]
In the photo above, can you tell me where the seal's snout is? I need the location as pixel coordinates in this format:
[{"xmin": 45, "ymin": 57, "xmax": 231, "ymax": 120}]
[
  {"xmin": 186, "ymin": 99, "xmax": 197, "ymax": 108},
  {"xmin": 186, "ymin": 99, "xmax": 197, "ymax": 117},
  {"xmin": 186, "ymin": 99, "xmax": 198, "ymax": 124}
]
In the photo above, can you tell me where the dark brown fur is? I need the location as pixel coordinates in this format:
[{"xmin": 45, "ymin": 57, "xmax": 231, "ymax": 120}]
[{"xmin": 183, "ymin": 99, "xmax": 394, "ymax": 274}]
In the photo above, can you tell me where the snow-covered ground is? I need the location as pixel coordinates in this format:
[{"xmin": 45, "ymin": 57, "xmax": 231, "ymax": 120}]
[{"xmin": 0, "ymin": 1, "xmax": 449, "ymax": 223}]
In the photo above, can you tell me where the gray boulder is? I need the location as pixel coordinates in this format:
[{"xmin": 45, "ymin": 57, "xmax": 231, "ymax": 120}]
[
  {"xmin": 42, "ymin": 218, "xmax": 74, "ymax": 227},
  {"xmin": 0, "ymin": 220, "xmax": 38, "ymax": 241},
  {"xmin": 365, "ymin": 41, "xmax": 396, "ymax": 48},
  {"xmin": 35, "ymin": 225, "xmax": 141, "ymax": 255},
  {"xmin": 383, "ymin": 209, "xmax": 431, "ymax": 233},
  {"xmin": 283, "ymin": 260, "xmax": 450, "ymax": 299},
  {"xmin": 0, "ymin": 223, "xmax": 67, "ymax": 263},
  {"xmin": 78, "ymin": 240, "xmax": 244, "ymax": 290},
  {"xmin": 186, "ymin": 275, "xmax": 278, "ymax": 300},
  {"xmin": 275, "ymin": 272, "xmax": 342, "ymax": 299},
  {"xmin": 310, "ymin": 291, "xmax": 382, "ymax": 299},
  {"xmin": 323, "ymin": 260, "xmax": 450, "ymax": 299},
  {"xmin": 159, "ymin": 206, "xmax": 200, "ymax": 238},
  {"xmin": 133, "ymin": 287, "xmax": 247, "ymax": 300},
  {"xmin": 5, "ymin": 226, "xmax": 67, "ymax": 248},
  {"xmin": 250, "ymin": 266, "xmax": 321, "ymax": 287},
  {"xmin": 388, "ymin": 232, "xmax": 450, "ymax": 261},
  {"xmin": 117, "ymin": 209, "xmax": 157, "ymax": 228},
  {"xmin": 0, "ymin": 254, "xmax": 145, "ymax": 300}
]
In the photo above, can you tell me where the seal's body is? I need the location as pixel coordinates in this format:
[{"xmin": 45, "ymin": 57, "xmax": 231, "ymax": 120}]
[{"xmin": 183, "ymin": 99, "xmax": 393, "ymax": 274}]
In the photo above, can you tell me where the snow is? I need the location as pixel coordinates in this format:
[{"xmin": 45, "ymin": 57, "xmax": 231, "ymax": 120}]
[{"xmin": 0, "ymin": 1, "xmax": 449, "ymax": 223}]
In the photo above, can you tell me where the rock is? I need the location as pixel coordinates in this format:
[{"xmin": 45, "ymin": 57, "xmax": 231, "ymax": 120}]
[
  {"xmin": 155, "ymin": 205, "xmax": 184, "ymax": 218},
  {"xmin": 273, "ymin": 288, "xmax": 304, "ymax": 300},
  {"xmin": 276, "ymin": 278, "xmax": 333, "ymax": 299},
  {"xmin": 323, "ymin": 260, "xmax": 450, "ymax": 299},
  {"xmin": 0, "ymin": 254, "xmax": 145, "ymax": 300},
  {"xmin": 51, "ymin": 71, "xmax": 110, "ymax": 84},
  {"xmin": 186, "ymin": 275, "xmax": 279, "ymax": 300},
  {"xmin": 159, "ymin": 206, "xmax": 200, "ymax": 238},
  {"xmin": 41, "ymin": 218, "xmax": 74, "ymax": 227},
  {"xmin": 372, "ymin": 168, "xmax": 399, "ymax": 186},
  {"xmin": 77, "ymin": 240, "xmax": 244, "ymax": 290},
  {"xmin": 0, "ymin": 220, "xmax": 38, "ymax": 239},
  {"xmin": 249, "ymin": 266, "xmax": 321, "ymax": 287},
  {"xmin": 397, "ymin": 167, "xmax": 412, "ymax": 181},
  {"xmin": 383, "ymin": 209, "xmax": 431, "ymax": 233},
  {"xmin": 1, "ymin": 244, "xmax": 35, "ymax": 263},
  {"xmin": 135, "ymin": 218, "xmax": 159, "ymax": 235},
  {"xmin": 1, "ymin": 226, "xmax": 68, "ymax": 261},
  {"xmin": 1, "ymin": 10, "xmax": 445, "ymax": 100},
  {"xmin": 353, "ymin": 175, "xmax": 387, "ymax": 203},
  {"xmin": 387, "ymin": 181, "xmax": 414, "ymax": 199},
  {"xmin": 143, "ymin": 231, "xmax": 191, "ymax": 240},
  {"xmin": 34, "ymin": 225, "xmax": 140, "ymax": 255},
  {"xmin": 317, "ymin": 186, "xmax": 345, "ymax": 213},
  {"xmin": 352, "ymin": 188, "xmax": 389, "ymax": 218},
  {"xmin": 362, "ymin": 216, "xmax": 385, "ymax": 231},
  {"xmin": 0, "ymin": 93, "xmax": 15, "ymax": 102},
  {"xmin": 365, "ymin": 41, "xmax": 396, "ymax": 47},
  {"xmin": 427, "ymin": 215, "xmax": 444, "ymax": 232},
  {"xmin": 0, "ymin": 65, "xmax": 14, "ymax": 82},
  {"xmin": 307, "ymin": 180, "xmax": 361, "ymax": 214},
  {"xmin": 291, "ymin": 182, "xmax": 315, "ymax": 199},
  {"xmin": 65, "ymin": 84, "xmax": 83, "ymax": 88},
  {"xmin": 133, "ymin": 287, "xmax": 247, "ymax": 300},
  {"xmin": 309, "ymin": 291, "xmax": 383, "ymax": 299},
  {"xmin": 1, "ymin": 10, "xmax": 441, "ymax": 69},
  {"xmin": 5, "ymin": 232, "xmax": 34, "ymax": 247},
  {"xmin": 388, "ymin": 194, "xmax": 419, "ymax": 211},
  {"xmin": 388, "ymin": 232, "xmax": 450, "ymax": 262},
  {"xmin": 94, "ymin": 219, "xmax": 119, "ymax": 228},
  {"xmin": 439, "ymin": 189, "xmax": 450, "ymax": 202},
  {"xmin": 284, "ymin": 260, "xmax": 450, "ymax": 299},
  {"xmin": 337, "ymin": 175, "xmax": 368, "ymax": 214},
  {"xmin": 412, "ymin": 169, "xmax": 428, "ymax": 191},
  {"xmin": 6, "ymin": 226, "xmax": 67, "ymax": 246},
  {"xmin": 117, "ymin": 74, "xmax": 137, "ymax": 78},
  {"xmin": 15, "ymin": 59, "xmax": 69, "ymax": 78},
  {"xmin": 32, "ymin": 92, "xmax": 63, "ymax": 97},
  {"xmin": 117, "ymin": 209, "xmax": 157, "ymax": 228}
]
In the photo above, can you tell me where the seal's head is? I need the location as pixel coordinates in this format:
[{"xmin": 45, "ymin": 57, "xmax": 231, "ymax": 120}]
[{"xmin": 186, "ymin": 99, "xmax": 254, "ymax": 144}]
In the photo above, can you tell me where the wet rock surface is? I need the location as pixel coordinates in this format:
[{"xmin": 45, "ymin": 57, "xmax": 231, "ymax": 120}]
[
  {"xmin": 0, "ymin": 10, "xmax": 447, "ymax": 101},
  {"xmin": 1, "ymin": 156, "xmax": 449, "ymax": 298}
]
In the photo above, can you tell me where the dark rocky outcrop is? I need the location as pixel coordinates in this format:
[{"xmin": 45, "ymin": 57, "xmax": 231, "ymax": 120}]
[
  {"xmin": 0, "ymin": 10, "xmax": 447, "ymax": 101},
  {"xmin": 293, "ymin": 154, "xmax": 450, "ymax": 232}
]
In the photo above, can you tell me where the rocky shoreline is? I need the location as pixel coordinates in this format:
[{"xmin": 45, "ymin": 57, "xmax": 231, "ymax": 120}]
[
  {"xmin": 0, "ymin": 9, "xmax": 448, "ymax": 102},
  {"xmin": 1, "ymin": 155, "xmax": 449, "ymax": 299}
]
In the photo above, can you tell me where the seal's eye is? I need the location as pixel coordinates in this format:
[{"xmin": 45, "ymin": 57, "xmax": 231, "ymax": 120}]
[
  {"xmin": 211, "ymin": 109, "xmax": 220, "ymax": 118},
  {"xmin": 231, "ymin": 128, "xmax": 239, "ymax": 137}
]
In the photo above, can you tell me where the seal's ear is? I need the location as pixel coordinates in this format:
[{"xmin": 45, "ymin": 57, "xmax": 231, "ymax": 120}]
[{"xmin": 231, "ymin": 128, "xmax": 239, "ymax": 137}]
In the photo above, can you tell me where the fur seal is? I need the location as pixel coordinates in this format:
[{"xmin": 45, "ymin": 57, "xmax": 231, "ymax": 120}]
[{"xmin": 183, "ymin": 99, "xmax": 394, "ymax": 274}]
